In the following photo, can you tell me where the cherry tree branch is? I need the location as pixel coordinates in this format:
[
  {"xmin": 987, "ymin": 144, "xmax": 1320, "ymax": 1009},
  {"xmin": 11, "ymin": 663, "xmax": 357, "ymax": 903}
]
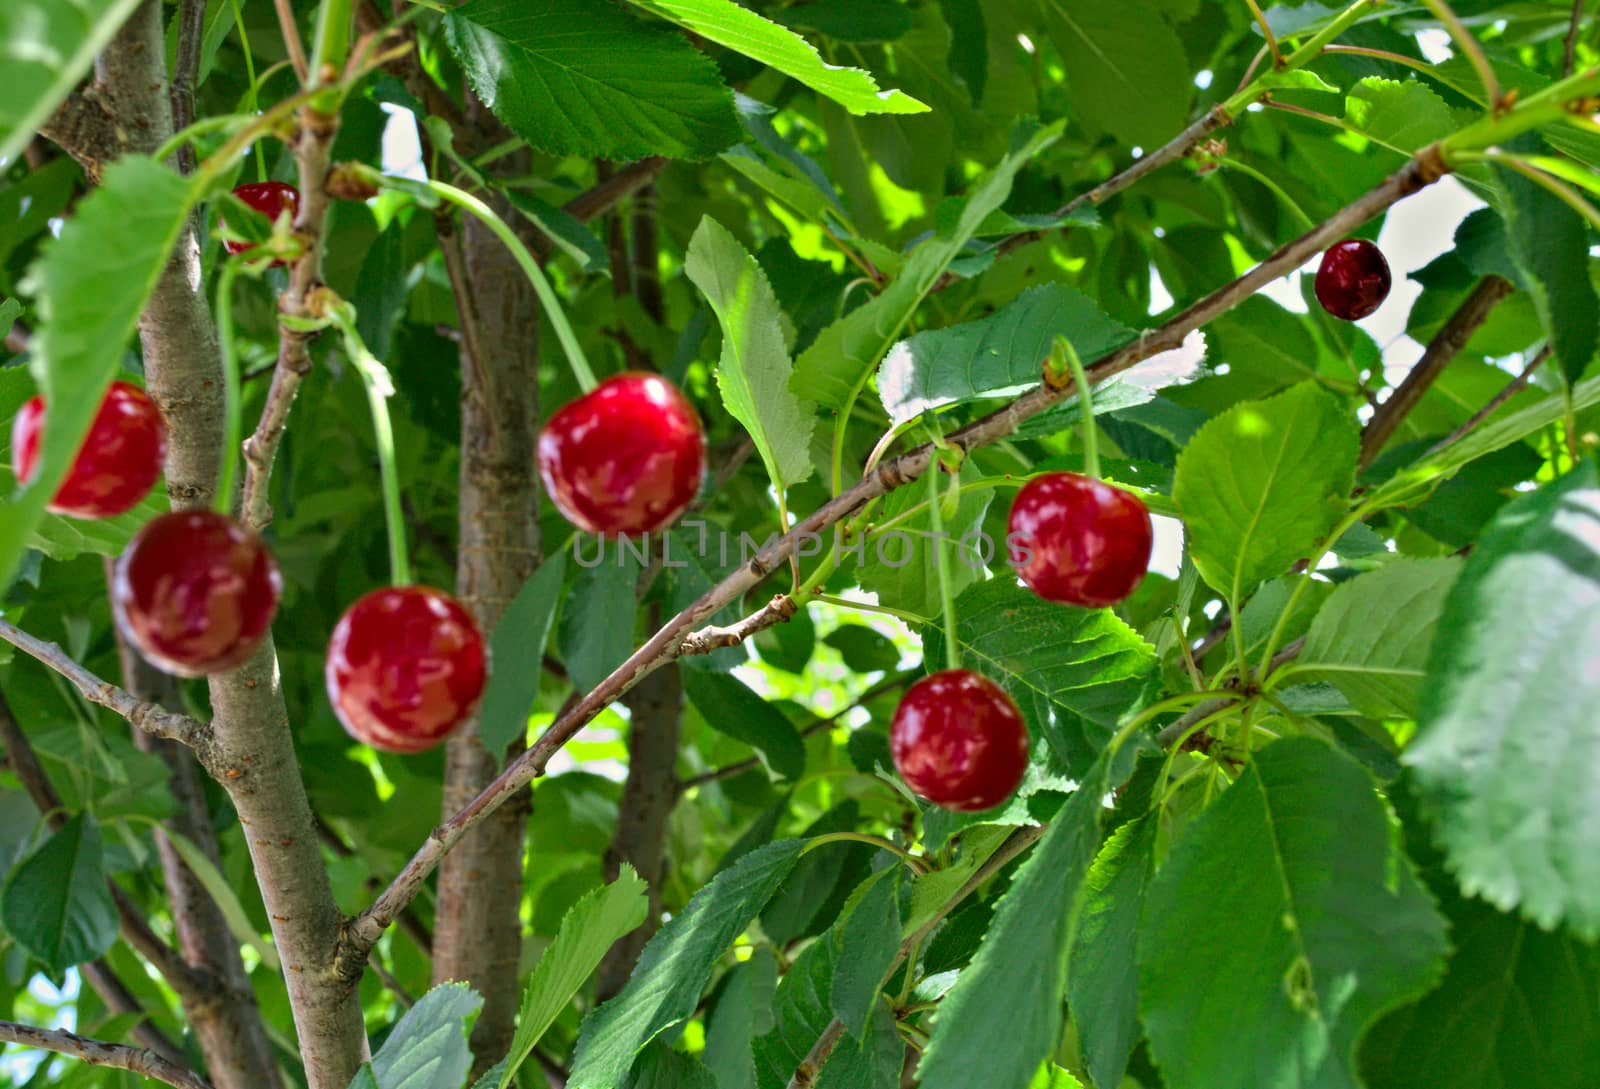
[
  {"xmin": 339, "ymin": 148, "xmax": 1449, "ymax": 969},
  {"xmin": 0, "ymin": 619, "xmax": 212, "ymax": 755},
  {"xmin": 1359, "ymin": 274, "xmax": 1513, "ymax": 467},
  {"xmin": 169, "ymin": 0, "xmax": 208, "ymax": 174},
  {"xmin": 677, "ymin": 595, "xmax": 799, "ymax": 657},
  {"xmin": 1426, "ymin": 344, "xmax": 1553, "ymax": 456},
  {"xmin": 0, "ymin": 1021, "xmax": 212, "ymax": 1089}
]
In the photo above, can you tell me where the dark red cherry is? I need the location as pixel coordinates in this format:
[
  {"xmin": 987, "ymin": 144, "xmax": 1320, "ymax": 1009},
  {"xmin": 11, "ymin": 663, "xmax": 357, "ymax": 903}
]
[
  {"xmin": 111, "ymin": 511, "xmax": 282, "ymax": 677},
  {"xmin": 325, "ymin": 586, "xmax": 488, "ymax": 754},
  {"xmin": 1007, "ymin": 472, "xmax": 1152, "ymax": 608},
  {"xmin": 1314, "ymin": 239, "xmax": 1391, "ymax": 321},
  {"xmin": 222, "ymin": 181, "xmax": 301, "ymax": 263},
  {"xmin": 891, "ymin": 670, "xmax": 1030, "ymax": 812},
  {"xmin": 537, "ymin": 373, "xmax": 706, "ymax": 536},
  {"xmin": 11, "ymin": 381, "xmax": 167, "ymax": 518}
]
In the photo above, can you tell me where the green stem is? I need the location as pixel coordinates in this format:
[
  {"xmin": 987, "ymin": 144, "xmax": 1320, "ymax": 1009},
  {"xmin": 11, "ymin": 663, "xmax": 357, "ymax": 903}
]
[
  {"xmin": 1222, "ymin": 0, "xmax": 1384, "ymax": 116},
  {"xmin": 926, "ymin": 464, "xmax": 961, "ymax": 673},
  {"xmin": 810, "ymin": 593, "xmax": 926, "ymax": 626},
  {"xmin": 213, "ymin": 261, "xmax": 244, "ymax": 514},
  {"xmin": 230, "ymin": 0, "xmax": 266, "ymax": 183},
  {"xmin": 1418, "ymin": 0, "xmax": 1501, "ymax": 109},
  {"xmin": 1256, "ymin": 507, "xmax": 1364, "ymax": 674},
  {"xmin": 1104, "ymin": 690, "xmax": 1227, "ymax": 760},
  {"xmin": 309, "ymin": 0, "xmax": 354, "ymax": 80},
  {"xmin": 426, "ymin": 180, "xmax": 599, "ymax": 393},
  {"xmin": 329, "ymin": 309, "xmax": 413, "ymax": 586},
  {"xmin": 1053, "ymin": 334, "xmax": 1099, "ymax": 480},
  {"xmin": 1217, "ymin": 158, "xmax": 1317, "ymax": 229},
  {"xmin": 1443, "ymin": 62, "xmax": 1600, "ymax": 156},
  {"xmin": 802, "ymin": 832, "xmax": 929, "ymax": 874},
  {"xmin": 154, "ymin": 115, "xmax": 254, "ymax": 178}
]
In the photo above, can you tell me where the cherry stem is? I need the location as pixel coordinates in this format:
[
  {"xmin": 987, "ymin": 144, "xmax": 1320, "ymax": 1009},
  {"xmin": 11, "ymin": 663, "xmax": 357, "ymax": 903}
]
[
  {"xmin": 328, "ymin": 307, "xmax": 413, "ymax": 587},
  {"xmin": 1052, "ymin": 334, "xmax": 1100, "ymax": 480},
  {"xmin": 425, "ymin": 180, "xmax": 599, "ymax": 394},
  {"xmin": 924, "ymin": 459, "xmax": 962, "ymax": 673},
  {"xmin": 213, "ymin": 261, "xmax": 245, "ymax": 515},
  {"xmin": 233, "ymin": 0, "xmax": 268, "ymax": 183}
]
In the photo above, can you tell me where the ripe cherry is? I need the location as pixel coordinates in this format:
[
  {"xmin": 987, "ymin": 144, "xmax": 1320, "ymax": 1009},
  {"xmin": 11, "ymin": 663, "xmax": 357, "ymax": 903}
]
[
  {"xmin": 537, "ymin": 373, "xmax": 706, "ymax": 537},
  {"xmin": 222, "ymin": 181, "xmax": 300, "ymax": 263},
  {"xmin": 11, "ymin": 381, "xmax": 167, "ymax": 518},
  {"xmin": 1007, "ymin": 472, "xmax": 1152, "ymax": 608},
  {"xmin": 325, "ymin": 586, "xmax": 488, "ymax": 754},
  {"xmin": 1314, "ymin": 239, "xmax": 1391, "ymax": 321},
  {"xmin": 891, "ymin": 670, "xmax": 1030, "ymax": 812},
  {"xmin": 111, "ymin": 511, "xmax": 282, "ymax": 677}
]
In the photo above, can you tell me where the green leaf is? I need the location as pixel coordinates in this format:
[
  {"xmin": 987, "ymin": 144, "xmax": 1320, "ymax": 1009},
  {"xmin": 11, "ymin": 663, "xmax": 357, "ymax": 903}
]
[
  {"xmin": 1173, "ymin": 382, "xmax": 1359, "ymax": 604},
  {"xmin": 792, "ymin": 121, "xmax": 1063, "ymax": 411},
  {"xmin": 0, "ymin": 814, "xmax": 117, "ymax": 973},
  {"xmin": 621, "ymin": 1043, "xmax": 720, "ymax": 1089},
  {"xmin": 829, "ymin": 868, "xmax": 901, "ymax": 1039},
  {"xmin": 625, "ymin": 0, "xmax": 928, "ymax": 115},
  {"xmin": 1362, "ymin": 805, "xmax": 1600, "ymax": 1089},
  {"xmin": 821, "ymin": 625, "xmax": 900, "ymax": 674},
  {"xmin": 924, "ymin": 578, "xmax": 1158, "ymax": 775},
  {"xmin": 480, "ymin": 553, "xmax": 568, "ymax": 756},
  {"xmin": 937, "ymin": 0, "xmax": 986, "ymax": 102},
  {"xmin": 559, "ymin": 544, "xmax": 642, "ymax": 694},
  {"xmin": 875, "ymin": 285, "xmax": 1136, "ymax": 428},
  {"xmin": 570, "ymin": 840, "xmax": 805, "ymax": 1088},
  {"xmin": 1344, "ymin": 78, "xmax": 1457, "ymax": 154},
  {"xmin": 0, "ymin": 0, "xmax": 144, "ymax": 168},
  {"xmin": 856, "ymin": 462, "xmax": 994, "ymax": 619},
  {"xmin": 682, "ymin": 670, "xmax": 806, "ymax": 781},
  {"xmin": 704, "ymin": 947, "xmax": 779, "ymax": 1089},
  {"xmin": 1405, "ymin": 462, "xmax": 1600, "ymax": 938},
  {"xmin": 1283, "ymin": 557, "xmax": 1462, "ymax": 719},
  {"xmin": 751, "ymin": 936, "xmax": 903, "ymax": 1089},
  {"xmin": 1493, "ymin": 137, "xmax": 1600, "ymax": 383},
  {"xmin": 684, "ymin": 218, "xmax": 815, "ymax": 490},
  {"xmin": 0, "ymin": 156, "xmax": 196, "ymax": 593},
  {"xmin": 916, "ymin": 760, "xmax": 1112, "ymax": 1089},
  {"xmin": 444, "ymin": 0, "xmax": 742, "ymax": 161},
  {"xmin": 367, "ymin": 982, "xmax": 484, "ymax": 1089},
  {"xmin": 499, "ymin": 868, "xmax": 650, "ymax": 1089},
  {"xmin": 1068, "ymin": 815, "xmax": 1155, "ymax": 1089},
  {"xmin": 1038, "ymin": 0, "xmax": 1190, "ymax": 149},
  {"xmin": 1138, "ymin": 738, "xmax": 1448, "ymax": 1089},
  {"xmin": 772, "ymin": 0, "xmax": 911, "ymax": 43},
  {"xmin": 0, "ymin": 298, "xmax": 20, "ymax": 331},
  {"xmin": 503, "ymin": 189, "xmax": 611, "ymax": 275}
]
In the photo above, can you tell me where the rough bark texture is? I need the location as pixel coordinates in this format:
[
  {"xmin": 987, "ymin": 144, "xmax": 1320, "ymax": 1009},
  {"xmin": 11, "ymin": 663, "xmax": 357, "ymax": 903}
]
[
  {"xmin": 111, "ymin": 614, "xmax": 284, "ymax": 1089},
  {"xmin": 597, "ymin": 661, "xmax": 684, "ymax": 1000},
  {"xmin": 431, "ymin": 144, "xmax": 541, "ymax": 1069},
  {"xmin": 39, "ymin": 6, "xmax": 371, "ymax": 1087}
]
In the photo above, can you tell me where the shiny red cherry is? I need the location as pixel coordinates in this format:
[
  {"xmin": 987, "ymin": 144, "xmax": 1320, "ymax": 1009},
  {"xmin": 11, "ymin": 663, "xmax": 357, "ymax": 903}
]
[
  {"xmin": 222, "ymin": 181, "xmax": 300, "ymax": 263},
  {"xmin": 111, "ymin": 511, "xmax": 282, "ymax": 677},
  {"xmin": 1007, "ymin": 472, "xmax": 1152, "ymax": 608},
  {"xmin": 11, "ymin": 381, "xmax": 167, "ymax": 518},
  {"xmin": 537, "ymin": 373, "xmax": 706, "ymax": 536},
  {"xmin": 891, "ymin": 670, "xmax": 1030, "ymax": 812},
  {"xmin": 1314, "ymin": 239, "xmax": 1391, "ymax": 321},
  {"xmin": 325, "ymin": 586, "xmax": 488, "ymax": 753}
]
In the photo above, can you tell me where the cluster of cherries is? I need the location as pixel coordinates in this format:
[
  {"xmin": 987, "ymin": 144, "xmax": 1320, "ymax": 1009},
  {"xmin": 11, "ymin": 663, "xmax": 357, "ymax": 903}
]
[{"xmin": 12, "ymin": 182, "xmax": 1389, "ymax": 796}]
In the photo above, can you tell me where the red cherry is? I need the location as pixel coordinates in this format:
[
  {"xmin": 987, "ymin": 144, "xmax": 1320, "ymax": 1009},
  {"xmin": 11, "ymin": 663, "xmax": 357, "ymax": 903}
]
[
  {"xmin": 325, "ymin": 586, "xmax": 488, "ymax": 754},
  {"xmin": 891, "ymin": 670, "xmax": 1030, "ymax": 812},
  {"xmin": 222, "ymin": 181, "xmax": 301, "ymax": 264},
  {"xmin": 11, "ymin": 381, "xmax": 167, "ymax": 518},
  {"xmin": 111, "ymin": 511, "xmax": 282, "ymax": 677},
  {"xmin": 537, "ymin": 373, "xmax": 706, "ymax": 536},
  {"xmin": 1314, "ymin": 239, "xmax": 1391, "ymax": 321},
  {"xmin": 1007, "ymin": 472, "xmax": 1152, "ymax": 608}
]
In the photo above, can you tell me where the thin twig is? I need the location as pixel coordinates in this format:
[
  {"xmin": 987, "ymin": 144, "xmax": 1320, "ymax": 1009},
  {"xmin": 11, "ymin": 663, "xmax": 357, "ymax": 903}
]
[
  {"xmin": 273, "ymin": 0, "xmax": 311, "ymax": 84},
  {"xmin": 169, "ymin": 0, "xmax": 209, "ymax": 174},
  {"xmin": 1155, "ymin": 638, "xmax": 1307, "ymax": 749},
  {"xmin": 0, "ymin": 1021, "xmax": 212, "ymax": 1089},
  {"xmin": 1425, "ymin": 345, "xmax": 1553, "ymax": 457},
  {"xmin": 340, "ymin": 150, "xmax": 1450, "ymax": 971},
  {"xmin": 1245, "ymin": 0, "xmax": 1283, "ymax": 67},
  {"xmin": 0, "ymin": 619, "xmax": 212, "ymax": 756},
  {"xmin": 1360, "ymin": 275, "xmax": 1513, "ymax": 467},
  {"xmin": 1567, "ymin": 1, "xmax": 1585, "ymax": 76},
  {"xmin": 677, "ymin": 595, "xmax": 798, "ymax": 657},
  {"xmin": 1420, "ymin": 0, "xmax": 1502, "ymax": 109}
]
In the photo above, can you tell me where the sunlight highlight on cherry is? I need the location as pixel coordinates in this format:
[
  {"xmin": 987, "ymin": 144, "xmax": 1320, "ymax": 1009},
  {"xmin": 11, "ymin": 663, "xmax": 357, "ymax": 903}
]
[
  {"xmin": 325, "ymin": 586, "xmax": 488, "ymax": 754},
  {"xmin": 1314, "ymin": 239, "xmax": 1391, "ymax": 321},
  {"xmin": 537, "ymin": 372, "xmax": 706, "ymax": 537},
  {"xmin": 891, "ymin": 670, "xmax": 1030, "ymax": 812},
  {"xmin": 12, "ymin": 380, "xmax": 167, "ymax": 519},
  {"xmin": 1008, "ymin": 472, "xmax": 1152, "ymax": 608},
  {"xmin": 112, "ymin": 511, "xmax": 282, "ymax": 677}
]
